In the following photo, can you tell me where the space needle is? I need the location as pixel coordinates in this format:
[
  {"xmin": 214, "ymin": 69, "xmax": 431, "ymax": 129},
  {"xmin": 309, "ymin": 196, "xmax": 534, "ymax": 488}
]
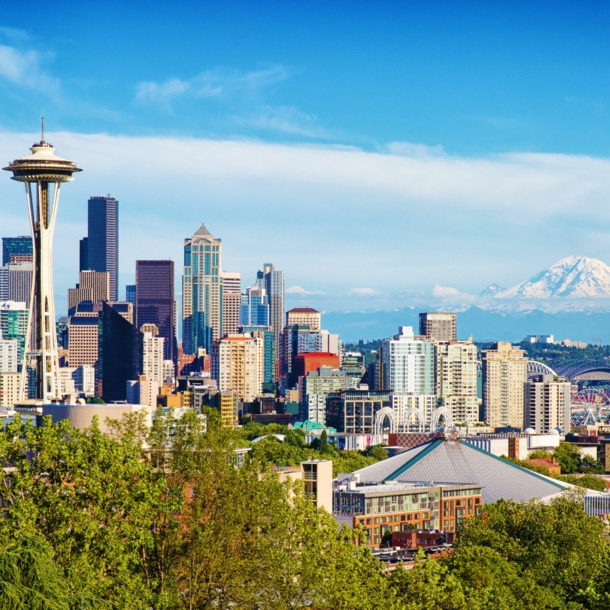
[{"xmin": 3, "ymin": 121, "xmax": 82, "ymax": 401}]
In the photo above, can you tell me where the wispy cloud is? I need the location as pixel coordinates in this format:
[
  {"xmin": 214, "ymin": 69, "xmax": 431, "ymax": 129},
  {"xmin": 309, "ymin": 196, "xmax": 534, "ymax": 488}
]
[
  {"xmin": 0, "ymin": 44, "xmax": 58, "ymax": 91},
  {"xmin": 243, "ymin": 105, "xmax": 328, "ymax": 138},
  {"xmin": 0, "ymin": 27, "xmax": 32, "ymax": 44},
  {"xmin": 286, "ymin": 285, "xmax": 327, "ymax": 295},
  {"xmin": 348, "ymin": 288, "xmax": 384, "ymax": 297},
  {"xmin": 135, "ymin": 65, "xmax": 289, "ymax": 105}
]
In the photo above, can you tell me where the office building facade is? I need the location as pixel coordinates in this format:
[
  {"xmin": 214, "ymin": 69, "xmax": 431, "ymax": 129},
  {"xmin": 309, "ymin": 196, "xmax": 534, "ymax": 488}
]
[
  {"xmin": 182, "ymin": 224, "xmax": 222, "ymax": 354},
  {"xmin": 2, "ymin": 236, "xmax": 32, "ymax": 266},
  {"xmin": 286, "ymin": 307, "xmax": 321, "ymax": 330},
  {"xmin": 0, "ymin": 301, "xmax": 28, "ymax": 364},
  {"xmin": 482, "ymin": 342, "xmax": 528, "ymax": 428},
  {"xmin": 419, "ymin": 312, "xmax": 457, "ymax": 343},
  {"xmin": 263, "ymin": 263, "xmax": 284, "ymax": 365},
  {"xmin": 136, "ymin": 260, "xmax": 175, "ymax": 362},
  {"xmin": 87, "ymin": 196, "xmax": 119, "ymax": 301},
  {"xmin": 221, "ymin": 271, "xmax": 241, "ymax": 337},
  {"xmin": 240, "ymin": 285, "xmax": 269, "ymax": 327}
]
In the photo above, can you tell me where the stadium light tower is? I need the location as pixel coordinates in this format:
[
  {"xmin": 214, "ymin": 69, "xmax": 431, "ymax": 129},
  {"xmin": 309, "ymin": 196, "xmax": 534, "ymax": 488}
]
[{"xmin": 3, "ymin": 120, "xmax": 82, "ymax": 401}]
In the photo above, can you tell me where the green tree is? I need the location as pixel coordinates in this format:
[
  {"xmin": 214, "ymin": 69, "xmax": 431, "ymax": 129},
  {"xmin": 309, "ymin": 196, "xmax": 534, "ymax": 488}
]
[
  {"xmin": 579, "ymin": 454, "xmax": 605, "ymax": 474},
  {"xmin": 553, "ymin": 443, "xmax": 581, "ymax": 474},
  {"xmin": 557, "ymin": 473, "xmax": 608, "ymax": 491}
]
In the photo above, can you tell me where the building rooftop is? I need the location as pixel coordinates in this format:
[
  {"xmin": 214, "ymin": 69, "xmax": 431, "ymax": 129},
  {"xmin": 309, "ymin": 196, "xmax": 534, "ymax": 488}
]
[
  {"xmin": 349, "ymin": 439, "xmax": 568, "ymax": 504},
  {"xmin": 336, "ymin": 481, "xmax": 478, "ymax": 495},
  {"xmin": 287, "ymin": 307, "xmax": 320, "ymax": 313}
]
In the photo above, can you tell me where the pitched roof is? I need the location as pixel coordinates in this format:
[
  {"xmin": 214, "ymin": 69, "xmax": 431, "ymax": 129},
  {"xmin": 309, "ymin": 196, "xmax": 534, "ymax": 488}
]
[
  {"xmin": 193, "ymin": 223, "xmax": 212, "ymax": 237},
  {"xmin": 287, "ymin": 307, "xmax": 320, "ymax": 313},
  {"xmin": 351, "ymin": 440, "xmax": 568, "ymax": 504}
]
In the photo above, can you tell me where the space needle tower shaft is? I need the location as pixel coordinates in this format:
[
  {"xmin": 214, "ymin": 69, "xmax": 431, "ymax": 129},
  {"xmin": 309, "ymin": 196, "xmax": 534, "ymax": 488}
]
[{"xmin": 3, "ymin": 121, "xmax": 82, "ymax": 401}]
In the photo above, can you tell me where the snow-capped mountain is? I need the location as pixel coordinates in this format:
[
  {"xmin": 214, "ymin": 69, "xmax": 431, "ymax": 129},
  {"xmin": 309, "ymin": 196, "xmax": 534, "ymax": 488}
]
[
  {"xmin": 493, "ymin": 256, "xmax": 610, "ymax": 298},
  {"xmin": 479, "ymin": 283, "xmax": 506, "ymax": 297}
]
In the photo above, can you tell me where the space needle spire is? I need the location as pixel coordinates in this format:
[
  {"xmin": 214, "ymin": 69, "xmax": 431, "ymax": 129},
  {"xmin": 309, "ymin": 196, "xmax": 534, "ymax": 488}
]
[{"xmin": 3, "ymin": 122, "xmax": 82, "ymax": 402}]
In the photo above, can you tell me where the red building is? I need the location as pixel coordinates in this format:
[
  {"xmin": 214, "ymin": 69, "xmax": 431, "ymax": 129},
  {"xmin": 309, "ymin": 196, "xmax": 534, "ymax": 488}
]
[{"xmin": 293, "ymin": 352, "xmax": 340, "ymax": 378}]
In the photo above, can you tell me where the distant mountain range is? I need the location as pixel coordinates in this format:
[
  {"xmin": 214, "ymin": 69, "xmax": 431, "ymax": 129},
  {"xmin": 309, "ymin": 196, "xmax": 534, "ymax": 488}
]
[
  {"xmin": 482, "ymin": 256, "xmax": 610, "ymax": 299},
  {"xmin": 323, "ymin": 256, "xmax": 610, "ymax": 343}
]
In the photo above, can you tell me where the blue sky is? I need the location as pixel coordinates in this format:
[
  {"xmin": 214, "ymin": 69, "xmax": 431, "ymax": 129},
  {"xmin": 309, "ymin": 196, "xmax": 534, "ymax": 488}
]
[{"xmin": 2, "ymin": 1, "xmax": 610, "ymax": 313}]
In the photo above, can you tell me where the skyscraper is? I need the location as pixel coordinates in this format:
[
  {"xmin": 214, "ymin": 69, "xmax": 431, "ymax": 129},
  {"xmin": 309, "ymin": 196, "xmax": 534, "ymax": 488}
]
[
  {"xmin": 125, "ymin": 284, "xmax": 136, "ymax": 305},
  {"xmin": 79, "ymin": 237, "xmax": 88, "ymax": 271},
  {"xmin": 263, "ymin": 263, "xmax": 284, "ymax": 382},
  {"xmin": 240, "ymin": 285, "xmax": 269, "ymax": 327},
  {"xmin": 87, "ymin": 196, "xmax": 118, "ymax": 301},
  {"xmin": 221, "ymin": 271, "xmax": 241, "ymax": 337},
  {"xmin": 136, "ymin": 260, "xmax": 175, "ymax": 361},
  {"xmin": 2, "ymin": 236, "xmax": 33, "ymax": 265},
  {"xmin": 182, "ymin": 224, "xmax": 222, "ymax": 354},
  {"xmin": 0, "ymin": 301, "xmax": 28, "ymax": 365},
  {"xmin": 482, "ymin": 342, "xmax": 528, "ymax": 428},
  {"xmin": 419, "ymin": 312, "xmax": 457, "ymax": 343},
  {"xmin": 380, "ymin": 326, "xmax": 435, "ymax": 394},
  {"xmin": 67, "ymin": 270, "xmax": 110, "ymax": 311}
]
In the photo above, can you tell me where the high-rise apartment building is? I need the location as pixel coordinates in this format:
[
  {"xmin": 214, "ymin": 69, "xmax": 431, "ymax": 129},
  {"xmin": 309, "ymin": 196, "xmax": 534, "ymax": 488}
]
[
  {"xmin": 141, "ymin": 326, "xmax": 165, "ymax": 384},
  {"xmin": 87, "ymin": 196, "xmax": 119, "ymax": 301},
  {"xmin": 67, "ymin": 270, "xmax": 110, "ymax": 310},
  {"xmin": 380, "ymin": 326, "xmax": 435, "ymax": 394},
  {"xmin": 221, "ymin": 271, "xmax": 241, "ymax": 337},
  {"xmin": 2, "ymin": 236, "xmax": 32, "ymax": 266},
  {"xmin": 136, "ymin": 260, "xmax": 175, "ymax": 362},
  {"xmin": 524, "ymin": 374, "xmax": 571, "ymax": 434},
  {"xmin": 419, "ymin": 312, "xmax": 457, "ymax": 343},
  {"xmin": 286, "ymin": 307, "xmax": 321, "ymax": 330},
  {"xmin": 211, "ymin": 334, "xmax": 263, "ymax": 402},
  {"xmin": 263, "ymin": 262, "xmax": 284, "ymax": 353},
  {"xmin": 182, "ymin": 224, "xmax": 222, "ymax": 354},
  {"xmin": 0, "ymin": 371, "xmax": 20, "ymax": 407},
  {"xmin": 482, "ymin": 342, "xmax": 528, "ymax": 428},
  {"xmin": 0, "ymin": 333, "xmax": 18, "ymax": 372},
  {"xmin": 436, "ymin": 339, "xmax": 479, "ymax": 424}
]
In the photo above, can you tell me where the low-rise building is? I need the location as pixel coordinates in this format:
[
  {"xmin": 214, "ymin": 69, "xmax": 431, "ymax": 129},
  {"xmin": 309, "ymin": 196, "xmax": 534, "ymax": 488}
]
[{"xmin": 333, "ymin": 480, "xmax": 482, "ymax": 548}]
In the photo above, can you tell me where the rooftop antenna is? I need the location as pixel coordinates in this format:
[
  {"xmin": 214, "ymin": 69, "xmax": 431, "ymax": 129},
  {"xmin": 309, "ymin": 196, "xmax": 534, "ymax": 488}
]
[
  {"xmin": 41, "ymin": 117, "xmax": 45, "ymax": 143},
  {"xmin": 595, "ymin": 338, "xmax": 602, "ymax": 349}
]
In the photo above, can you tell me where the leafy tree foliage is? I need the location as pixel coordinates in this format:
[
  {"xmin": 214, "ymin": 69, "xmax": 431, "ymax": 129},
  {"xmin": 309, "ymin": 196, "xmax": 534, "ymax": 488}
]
[{"xmin": 553, "ymin": 442, "xmax": 581, "ymax": 474}]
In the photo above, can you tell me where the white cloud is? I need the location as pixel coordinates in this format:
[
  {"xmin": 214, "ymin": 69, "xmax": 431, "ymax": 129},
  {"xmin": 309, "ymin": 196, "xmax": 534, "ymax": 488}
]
[
  {"xmin": 2, "ymin": 130, "xmax": 610, "ymax": 307},
  {"xmin": 0, "ymin": 44, "xmax": 58, "ymax": 91},
  {"xmin": 286, "ymin": 285, "xmax": 326, "ymax": 295},
  {"xmin": 432, "ymin": 285, "xmax": 461, "ymax": 297},
  {"xmin": 135, "ymin": 65, "xmax": 289, "ymax": 106},
  {"xmin": 0, "ymin": 27, "xmax": 32, "ymax": 43},
  {"xmin": 246, "ymin": 105, "xmax": 327, "ymax": 137}
]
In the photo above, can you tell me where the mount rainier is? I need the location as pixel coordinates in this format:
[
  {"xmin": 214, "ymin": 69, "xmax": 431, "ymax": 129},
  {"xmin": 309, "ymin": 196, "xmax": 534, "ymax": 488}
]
[{"xmin": 484, "ymin": 256, "xmax": 610, "ymax": 299}]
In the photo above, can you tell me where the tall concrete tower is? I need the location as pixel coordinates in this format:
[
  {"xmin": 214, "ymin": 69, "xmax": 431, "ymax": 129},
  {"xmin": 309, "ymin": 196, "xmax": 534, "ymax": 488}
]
[{"xmin": 3, "ymin": 122, "xmax": 82, "ymax": 401}]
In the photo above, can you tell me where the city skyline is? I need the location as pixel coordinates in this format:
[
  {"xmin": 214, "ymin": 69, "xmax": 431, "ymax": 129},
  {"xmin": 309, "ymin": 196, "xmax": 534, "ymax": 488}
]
[{"xmin": 2, "ymin": 2, "xmax": 610, "ymax": 311}]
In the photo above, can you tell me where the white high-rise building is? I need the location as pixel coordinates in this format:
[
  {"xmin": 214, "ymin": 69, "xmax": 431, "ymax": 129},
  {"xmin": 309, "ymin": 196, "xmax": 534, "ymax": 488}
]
[
  {"xmin": 142, "ymin": 329, "xmax": 165, "ymax": 384},
  {"xmin": 436, "ymin": 339, "xmax": 479, "ymax": 424},
  {"xmin": 221, "ymin": 271, "xmax": 241, "ymax": 337},
  {"xmin": 0, "ymin": 371, "xmax": 20, "ymax": 407},
  {"xmin": 320, "ymin": 329, "xmax": 340, "ymax": 356},
  {"xmin": 525, "ymin": 374, "xmax": 571, "ymax": 434},
  {"xmin": 380, "ymin": 327, "xmax": 435, "ymax": 394},
  {"xmin": 0, "ymin": 332, "xmax": 18, "ymax": 372}
]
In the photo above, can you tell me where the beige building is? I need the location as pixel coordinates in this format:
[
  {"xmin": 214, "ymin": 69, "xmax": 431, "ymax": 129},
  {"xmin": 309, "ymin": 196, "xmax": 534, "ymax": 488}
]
[
  {"xmin": 221, "ymin": 271, "xmax": 241, "ymax": 336},
  {"xmin": 42, "ymin": 402, "xmax": 152, "ymax": 433},
  {"xmin": 525, "ymin": 374, "xmax": 571, "ymax": 434},
  {"xmin": 482, "ymin": 342, "xmax": 528, "ymax": 428},
  {"xmin": 126, "ymin": 375, "xmax": 160, "ymax": 408},
  {"xmin": 212, "ymin": 334, "xmax": 263, "ymax": 402},
  {"xmin": 142, "ymin": 328, "xmax": 165, "ymax": 384},
  {"xmin": 0, "ymin": 371, "xmax": 20, "ymax": 407},
  {"xmin": 286, "ymin": 307, "xmax": 321, "ymax": 330},
  {"xmin": 275, "ymin": 459, "xmax": 333, "ymax": 513},
  {"xmin": 419, "ymin": 312, "xmax": 457, "ymax": 343},
  {"xmin": 436, "ymin": 339, "xmax": 479, "ymax": 424},
  {"xmin": 68, "ymin": 270, "xmax": 110, "ymax": 310},
  {"xmin": 67, "ymin": 316, "xmax": 99, "ymax": 367}
]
